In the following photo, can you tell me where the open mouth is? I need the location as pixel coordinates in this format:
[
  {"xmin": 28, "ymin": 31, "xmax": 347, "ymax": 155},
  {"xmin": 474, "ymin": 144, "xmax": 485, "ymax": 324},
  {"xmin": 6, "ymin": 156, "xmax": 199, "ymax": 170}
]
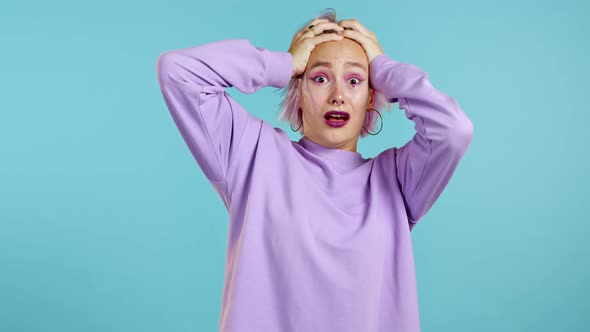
[{"xmin": 324, "ymin": 111, "xmax": 350, "ymax": 127}]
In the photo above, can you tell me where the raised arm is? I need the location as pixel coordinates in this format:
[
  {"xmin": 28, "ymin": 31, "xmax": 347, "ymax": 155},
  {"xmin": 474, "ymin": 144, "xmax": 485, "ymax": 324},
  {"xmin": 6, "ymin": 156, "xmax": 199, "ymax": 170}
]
[
  {"xmin": 155, "ymin": 39, "xmax": 293, "ymax": 189},
  {"xmin": 369, "ymin": 54, "xmax": 474, "ymax": 228}
]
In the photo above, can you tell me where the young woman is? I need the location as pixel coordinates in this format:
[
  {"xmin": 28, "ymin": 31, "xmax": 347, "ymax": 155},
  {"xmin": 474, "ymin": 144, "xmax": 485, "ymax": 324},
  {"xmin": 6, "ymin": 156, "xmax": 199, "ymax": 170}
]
[{"xmin": 156, "ymin": 8, "xmax": 473, "ymax": 332}]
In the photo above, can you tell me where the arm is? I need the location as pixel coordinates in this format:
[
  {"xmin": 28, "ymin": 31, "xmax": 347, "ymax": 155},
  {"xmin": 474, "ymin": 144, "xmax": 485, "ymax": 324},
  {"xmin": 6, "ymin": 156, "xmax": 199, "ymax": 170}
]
[
  {"xmin": 156, "ymin": 39, "xmax": 293, "ymax": 189},
  {"xmin": 369, "ymin": 54, "xmax": 474, "ymax": 228}
]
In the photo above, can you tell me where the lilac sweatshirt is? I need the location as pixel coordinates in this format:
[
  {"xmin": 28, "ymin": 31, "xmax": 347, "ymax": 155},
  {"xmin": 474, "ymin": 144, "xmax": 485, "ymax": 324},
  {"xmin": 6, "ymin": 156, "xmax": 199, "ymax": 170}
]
[{"xmin": 156, "ymin": 39, "xmax": 473, "ymax": 332}]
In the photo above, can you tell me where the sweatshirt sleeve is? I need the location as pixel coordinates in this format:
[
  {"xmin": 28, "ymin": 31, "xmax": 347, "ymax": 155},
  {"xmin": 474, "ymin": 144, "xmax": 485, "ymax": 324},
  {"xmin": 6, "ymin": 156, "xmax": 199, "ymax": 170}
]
[
  {"xmin": 369, "ymin": 54, "xmax": 474, "ymax": 228},
  {"xmin": 155, "ymin": 39, "xmax": 293, "ymax": 198}
]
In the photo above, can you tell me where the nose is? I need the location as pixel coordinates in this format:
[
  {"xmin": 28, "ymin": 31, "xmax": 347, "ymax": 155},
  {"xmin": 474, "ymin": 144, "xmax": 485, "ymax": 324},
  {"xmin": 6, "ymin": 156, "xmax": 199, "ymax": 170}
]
[
  {"xmin": 332, "ymin": 96, "xmax": 344, "ymax": 106},
  {"xmin": 331, "ymin": 84, "xmax": 344, "ymax": 106}
]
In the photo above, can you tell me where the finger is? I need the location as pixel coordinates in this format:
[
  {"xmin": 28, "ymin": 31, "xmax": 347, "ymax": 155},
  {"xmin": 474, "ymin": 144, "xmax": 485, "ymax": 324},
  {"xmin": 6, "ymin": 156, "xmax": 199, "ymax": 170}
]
[
  {"xmin": 299, "ymin": 23, "xmax": 343, "ymax": 41},
  {"xmin": 307, "ymin": 17, "xmax": 329, "ymax": 29},
  {"xmin": 338, "ymin": 19, "xmax": 371, "ymax": 37},
  {"xmin": 308, "ymin": 21, "xmax": 344, "ymax": 36},
  {"xmin": 296, "ymin": 21, "xmax": 342, "ymax": 44},
  {"xmin": 338, "ymin": 19, "xmax": 368, "ymax": 34},
  {"xmin": 306, "ymin": 32, "xmax": 344, "ymax": 48},
  {"xmin": 341, "ymin": 28, "xmax": 370, "ymax": 45},
  {"xmin": 293, "ymin": 18, "xmax": 329, "ymax": 41}
]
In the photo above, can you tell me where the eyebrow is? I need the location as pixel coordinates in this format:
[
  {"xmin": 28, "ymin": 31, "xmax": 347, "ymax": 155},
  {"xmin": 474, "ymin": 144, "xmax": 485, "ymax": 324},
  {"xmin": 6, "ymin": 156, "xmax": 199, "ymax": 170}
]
[{"xmin": 308, "ymin": 61, "xmax": 367, "ymax": 71}]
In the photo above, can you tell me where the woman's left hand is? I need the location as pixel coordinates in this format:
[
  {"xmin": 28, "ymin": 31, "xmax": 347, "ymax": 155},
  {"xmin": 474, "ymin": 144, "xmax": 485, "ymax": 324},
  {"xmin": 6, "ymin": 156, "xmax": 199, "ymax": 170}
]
[{"xmin": 338, "ymin": 19, "xmax": 385, "ymax": 64}]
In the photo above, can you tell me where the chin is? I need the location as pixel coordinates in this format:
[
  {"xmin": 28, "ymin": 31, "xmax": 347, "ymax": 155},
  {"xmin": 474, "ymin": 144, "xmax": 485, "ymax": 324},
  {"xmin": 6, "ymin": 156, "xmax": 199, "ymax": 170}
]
[{"xmin": 320, "ymin": 131, "xmax": 356, "ymax": 147}]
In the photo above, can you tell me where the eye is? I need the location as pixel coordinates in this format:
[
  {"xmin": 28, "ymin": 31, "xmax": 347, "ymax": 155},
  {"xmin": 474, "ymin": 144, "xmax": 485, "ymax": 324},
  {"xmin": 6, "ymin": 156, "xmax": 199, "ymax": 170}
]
[
  {"xmin": 312, "ymin": 75, "xmax": 327, "ymax": 84},
  {"xmin": 349, "ymin": 77, "xmax": 362, "ymax": 85}
]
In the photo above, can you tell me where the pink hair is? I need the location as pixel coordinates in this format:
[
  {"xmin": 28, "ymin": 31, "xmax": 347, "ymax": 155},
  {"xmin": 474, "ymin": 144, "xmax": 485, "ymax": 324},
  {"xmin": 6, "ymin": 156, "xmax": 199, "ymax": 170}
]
[{"xmin": 275, "ymin": 8, "xmax": 392, "ymax": 137}]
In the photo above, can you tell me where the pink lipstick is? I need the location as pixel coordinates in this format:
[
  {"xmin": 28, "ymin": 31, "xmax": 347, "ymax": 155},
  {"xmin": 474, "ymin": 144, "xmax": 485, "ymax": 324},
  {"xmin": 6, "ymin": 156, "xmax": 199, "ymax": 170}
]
[{"xmin": 324, "ymin": 111, "xmax": 350, "ymax": 128}]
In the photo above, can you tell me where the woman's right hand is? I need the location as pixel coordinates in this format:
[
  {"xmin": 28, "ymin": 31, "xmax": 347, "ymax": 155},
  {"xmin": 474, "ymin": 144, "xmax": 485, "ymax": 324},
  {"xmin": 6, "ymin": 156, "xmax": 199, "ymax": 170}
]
[{"xmin": 288, "ymin": 19, "xmax": 344, "ymax": 78}]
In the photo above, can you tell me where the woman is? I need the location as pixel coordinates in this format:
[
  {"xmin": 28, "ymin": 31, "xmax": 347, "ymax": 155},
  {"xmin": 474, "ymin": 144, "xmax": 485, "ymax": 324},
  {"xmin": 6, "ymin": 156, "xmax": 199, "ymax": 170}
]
[{"xmin": 156, "ymin": 8, "xmax": 473, "ymax": 332}]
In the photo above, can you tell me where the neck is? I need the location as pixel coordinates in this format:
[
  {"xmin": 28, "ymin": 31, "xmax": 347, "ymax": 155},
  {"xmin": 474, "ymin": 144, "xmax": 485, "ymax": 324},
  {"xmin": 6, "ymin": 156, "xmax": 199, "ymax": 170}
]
[{"xmin": 303, "ymin": 135, "xmax": 358, "ymax": 153}]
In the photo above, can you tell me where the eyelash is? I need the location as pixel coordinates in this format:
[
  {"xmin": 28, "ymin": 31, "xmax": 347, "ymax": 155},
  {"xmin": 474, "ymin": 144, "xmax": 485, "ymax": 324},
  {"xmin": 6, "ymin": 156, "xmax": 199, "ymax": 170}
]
[{"xmin": 311, "ymin": 75, "xmax": 364, "ymax": 86}]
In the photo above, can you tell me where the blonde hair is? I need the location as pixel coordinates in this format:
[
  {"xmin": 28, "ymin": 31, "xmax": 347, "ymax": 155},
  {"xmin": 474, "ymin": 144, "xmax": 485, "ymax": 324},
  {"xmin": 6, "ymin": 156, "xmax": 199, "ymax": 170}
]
[{"xmin": 275, "ymin": 8, "xmax": 391, "ymax": 137}]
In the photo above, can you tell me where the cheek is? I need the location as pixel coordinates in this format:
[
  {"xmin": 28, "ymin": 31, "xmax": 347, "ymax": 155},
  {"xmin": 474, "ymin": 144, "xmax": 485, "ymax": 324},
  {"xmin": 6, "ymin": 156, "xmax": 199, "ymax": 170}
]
[
  {"xmin": 350, "ymin": 91, "xmax": 371, "ymax": 106},
  {"xmin": 302, "ymin": 89, "xmax": 329, "ymax": 108},
  {"xmin": 302, "ymin": 85, "xmax": 369, "ymax": 109}
]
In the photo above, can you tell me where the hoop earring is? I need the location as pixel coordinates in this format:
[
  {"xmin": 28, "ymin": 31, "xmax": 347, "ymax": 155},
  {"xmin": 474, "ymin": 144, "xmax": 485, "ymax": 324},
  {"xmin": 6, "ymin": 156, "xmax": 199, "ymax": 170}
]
[
  {"xmin": 290, "ymin": 108, "xmax": 303, "ymax": 132},
  {"xmin": 362, "ymin": 108, "xmax": 383, "ymax": 135}
]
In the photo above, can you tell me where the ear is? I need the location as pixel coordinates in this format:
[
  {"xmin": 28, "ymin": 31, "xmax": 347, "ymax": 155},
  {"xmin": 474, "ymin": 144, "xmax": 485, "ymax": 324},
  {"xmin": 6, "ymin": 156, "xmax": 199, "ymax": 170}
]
[
  {"xmin": 297, "ymin": 78, "xmax": 303, "ymax": 110},
  {"xmin": 368, "ymin": 88, "xmax": 376, "ymax": 109}
]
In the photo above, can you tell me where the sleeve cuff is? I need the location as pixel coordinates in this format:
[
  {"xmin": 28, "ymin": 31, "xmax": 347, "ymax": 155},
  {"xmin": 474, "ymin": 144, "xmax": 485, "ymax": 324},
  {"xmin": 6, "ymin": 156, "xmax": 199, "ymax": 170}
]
[
  {"xmin": 370, "ymin": 54, "xmax": 403, "ymax": 103},
  {"xmin": 261, "ymin": 49, "xmax": 293, "ymax": 88},
  {"xmin": 370, "ymin": 53, "xmax": 402, "ymax": 68}
]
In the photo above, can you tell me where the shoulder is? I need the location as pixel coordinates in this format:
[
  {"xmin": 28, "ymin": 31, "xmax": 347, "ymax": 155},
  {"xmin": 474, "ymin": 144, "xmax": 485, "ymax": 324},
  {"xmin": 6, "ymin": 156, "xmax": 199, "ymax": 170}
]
[
  {"xmin": 369, "ymin": 146, "xmax": 400, "ymax": 179},
  {"xmin": 373, "ymin": 146, "xmax": 398, "ymax": 165}
]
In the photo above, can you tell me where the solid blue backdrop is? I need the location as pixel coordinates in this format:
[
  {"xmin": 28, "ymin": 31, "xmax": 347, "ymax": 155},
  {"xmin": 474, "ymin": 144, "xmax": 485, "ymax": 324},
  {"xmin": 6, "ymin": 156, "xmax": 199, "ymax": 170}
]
[{"xmin": 1, "ymin": 0, "xmax": 588, "ymax": 331}]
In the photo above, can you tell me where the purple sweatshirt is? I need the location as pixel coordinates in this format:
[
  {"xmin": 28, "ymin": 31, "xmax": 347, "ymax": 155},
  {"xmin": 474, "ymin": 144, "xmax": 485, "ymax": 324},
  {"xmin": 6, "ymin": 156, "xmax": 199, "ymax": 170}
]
[{"xmin": 156, "ymin": 39, "xmax": 473, "ymax": 332}]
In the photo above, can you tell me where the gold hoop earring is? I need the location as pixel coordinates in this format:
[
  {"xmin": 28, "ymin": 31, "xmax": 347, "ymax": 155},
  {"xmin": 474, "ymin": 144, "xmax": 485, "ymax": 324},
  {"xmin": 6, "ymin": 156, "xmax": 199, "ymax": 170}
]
[{"xmin": 362, "ymin": 109, "xmax": 383, "ymax": 135}]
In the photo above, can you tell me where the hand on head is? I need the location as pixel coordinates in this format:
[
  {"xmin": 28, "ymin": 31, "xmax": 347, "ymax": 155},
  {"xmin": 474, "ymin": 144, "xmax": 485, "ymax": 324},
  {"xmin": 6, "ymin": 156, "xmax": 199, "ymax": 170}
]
[
  {"xmin": 337, "ymin": 19, "xmax": 384, "ymax": 65},
  {"xmin": 288, "ymin": 18, "xmax": 384, "ymax": 78},
  {"xmin": 288, "ymin": 19, "xmax": 344, "ymax": 78}
]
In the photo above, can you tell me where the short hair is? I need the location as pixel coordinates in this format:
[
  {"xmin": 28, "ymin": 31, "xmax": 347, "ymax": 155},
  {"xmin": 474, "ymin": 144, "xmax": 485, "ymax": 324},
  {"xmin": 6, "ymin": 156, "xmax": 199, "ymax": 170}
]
[{"xmin": 275, "ymin": 8, "xmax": 391, "ymax": 137}]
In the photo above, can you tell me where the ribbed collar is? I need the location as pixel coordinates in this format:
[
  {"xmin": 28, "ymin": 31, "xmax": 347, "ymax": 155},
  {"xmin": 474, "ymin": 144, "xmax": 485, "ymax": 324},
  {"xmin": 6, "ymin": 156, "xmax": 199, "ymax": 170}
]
[{"xmin": 297, "ymin": 136, "xmax": 367, "ymax": 167}]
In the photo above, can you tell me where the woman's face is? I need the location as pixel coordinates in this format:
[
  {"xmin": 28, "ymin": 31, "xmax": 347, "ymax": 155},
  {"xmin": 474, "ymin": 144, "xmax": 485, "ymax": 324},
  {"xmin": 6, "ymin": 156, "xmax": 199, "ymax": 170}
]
[{"xmin": 299, "ymin": 38, "xmax": 375, "ymax": 152}]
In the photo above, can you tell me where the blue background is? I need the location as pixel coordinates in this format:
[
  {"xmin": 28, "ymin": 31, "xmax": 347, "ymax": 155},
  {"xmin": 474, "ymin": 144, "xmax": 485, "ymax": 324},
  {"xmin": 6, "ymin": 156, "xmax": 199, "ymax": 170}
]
[{"xmin": 1, "ymin": 0, "xmax": 588, "ymax": 331}]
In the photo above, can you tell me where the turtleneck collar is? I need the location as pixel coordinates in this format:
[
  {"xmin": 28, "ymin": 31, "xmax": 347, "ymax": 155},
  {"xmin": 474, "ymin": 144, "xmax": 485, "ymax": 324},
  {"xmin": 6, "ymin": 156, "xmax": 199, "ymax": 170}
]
[{"xmin": 297, "ymin": 136, "xmax": 367, "ymax": 167}]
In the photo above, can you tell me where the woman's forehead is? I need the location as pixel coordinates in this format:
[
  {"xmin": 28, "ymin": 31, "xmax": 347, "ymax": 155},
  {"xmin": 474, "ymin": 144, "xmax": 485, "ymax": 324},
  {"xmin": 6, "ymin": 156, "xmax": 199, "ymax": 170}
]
[{"xmin": 309, "ymin": 40, "xmax": 368, "ymax": 69}]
